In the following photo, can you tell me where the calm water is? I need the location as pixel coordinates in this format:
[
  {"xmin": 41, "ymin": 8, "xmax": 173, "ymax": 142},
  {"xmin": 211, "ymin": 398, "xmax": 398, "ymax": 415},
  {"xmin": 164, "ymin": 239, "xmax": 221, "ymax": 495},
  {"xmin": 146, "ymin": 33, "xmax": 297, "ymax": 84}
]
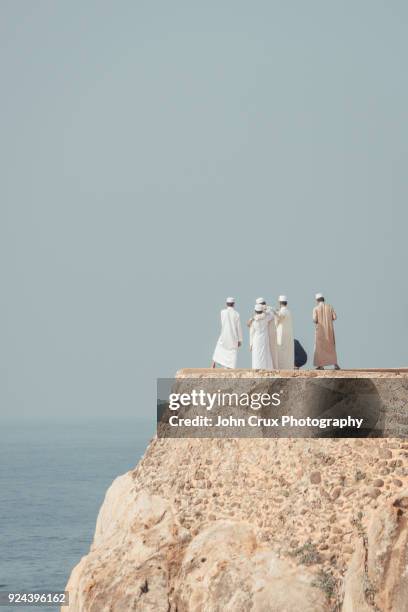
[{"xmin": 0, "ymin": 419, "xmax": 154, "ymax": 611}]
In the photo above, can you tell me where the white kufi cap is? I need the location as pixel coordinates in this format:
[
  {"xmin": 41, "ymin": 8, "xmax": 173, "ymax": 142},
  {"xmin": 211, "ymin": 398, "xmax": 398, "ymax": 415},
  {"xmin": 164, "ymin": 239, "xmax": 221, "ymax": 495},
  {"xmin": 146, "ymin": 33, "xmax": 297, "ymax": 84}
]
[
  {"xmin": 255, "ymin": 304, "xmax": 264, "ymax": 312},
  {"xmin": 226, "ymin": 297, "xmax": 235, "ymax": 303},
  {"xmin": 256, "ymin": 297, "xmax": 265, "ymax": 304},
  {"xmin": 315, "ymin": 293, "xmax": 324, "ymax": 300},
  {"xmin": 278, "ymin": 295, "xmax": 287, "ymax": 302}
]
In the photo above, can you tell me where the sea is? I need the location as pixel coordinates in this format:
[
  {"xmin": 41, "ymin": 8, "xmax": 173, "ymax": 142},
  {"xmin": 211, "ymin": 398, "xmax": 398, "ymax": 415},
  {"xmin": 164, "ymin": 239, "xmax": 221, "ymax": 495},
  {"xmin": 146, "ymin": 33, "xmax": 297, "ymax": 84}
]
[{"xmin": 0, "ymin": 419, "xmax": 154, "ymax": 612}]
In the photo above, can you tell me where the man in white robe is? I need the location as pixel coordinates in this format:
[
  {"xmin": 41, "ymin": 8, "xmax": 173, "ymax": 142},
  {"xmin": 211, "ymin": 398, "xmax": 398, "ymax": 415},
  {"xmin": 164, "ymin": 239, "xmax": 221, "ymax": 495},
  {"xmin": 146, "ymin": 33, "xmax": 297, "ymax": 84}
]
[
  {"xmin": 250, "ymin": 304, "xmax": 274, "ymax": 369},
  {"xmin": 212, "ymin": 298, "xmax": 243, "ymax": 368},
  {"xmin": 275, "ymin": 295, "xmax": 294, "ymax": 369},
  {"xmin": 247, "ymin": 297, "xmax": 278, "ymax": 368}
]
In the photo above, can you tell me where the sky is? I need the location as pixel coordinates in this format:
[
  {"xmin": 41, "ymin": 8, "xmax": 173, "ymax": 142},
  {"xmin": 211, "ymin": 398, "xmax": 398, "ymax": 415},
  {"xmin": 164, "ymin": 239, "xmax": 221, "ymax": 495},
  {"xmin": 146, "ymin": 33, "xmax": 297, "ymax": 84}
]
[{"xmin": 2, "ymin": 1, "xmax": 408, "ymax": 419}]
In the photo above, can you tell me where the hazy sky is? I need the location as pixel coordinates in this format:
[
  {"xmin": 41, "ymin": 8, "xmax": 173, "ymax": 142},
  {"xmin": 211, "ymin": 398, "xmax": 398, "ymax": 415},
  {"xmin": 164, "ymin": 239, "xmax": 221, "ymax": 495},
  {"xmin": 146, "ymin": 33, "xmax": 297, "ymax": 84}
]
[{"xmin": 2, "ymin": 1, "xmax": 407, "ymax": 419}]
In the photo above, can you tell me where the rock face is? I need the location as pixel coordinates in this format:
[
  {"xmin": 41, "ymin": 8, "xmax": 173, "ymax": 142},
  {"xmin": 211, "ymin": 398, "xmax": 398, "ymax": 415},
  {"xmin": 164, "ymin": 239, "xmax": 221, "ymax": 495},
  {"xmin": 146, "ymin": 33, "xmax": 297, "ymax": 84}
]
[
  {"xmin": 342, "ymin": 489, "xmax": 408, "ymax": 612},
  {"xmin": 65, "ymin": 369, "xmax": 408, "ymax": 611}
]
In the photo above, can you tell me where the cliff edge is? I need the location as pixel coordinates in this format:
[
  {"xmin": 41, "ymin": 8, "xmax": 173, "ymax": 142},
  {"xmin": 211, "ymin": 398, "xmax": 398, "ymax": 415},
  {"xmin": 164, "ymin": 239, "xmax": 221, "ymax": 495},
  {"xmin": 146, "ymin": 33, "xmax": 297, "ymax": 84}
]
[{"xmin": 65, "ymin": 369, "xmax": 408, "ymax": 611}]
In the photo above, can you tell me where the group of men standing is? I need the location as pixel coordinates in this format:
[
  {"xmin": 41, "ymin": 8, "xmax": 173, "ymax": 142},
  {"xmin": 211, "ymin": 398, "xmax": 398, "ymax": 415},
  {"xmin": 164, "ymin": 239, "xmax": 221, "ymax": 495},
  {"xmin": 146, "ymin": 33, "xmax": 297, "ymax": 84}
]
[{"xmin": 211, "ymin": 294, "xmax": 339, "ymax": 370}]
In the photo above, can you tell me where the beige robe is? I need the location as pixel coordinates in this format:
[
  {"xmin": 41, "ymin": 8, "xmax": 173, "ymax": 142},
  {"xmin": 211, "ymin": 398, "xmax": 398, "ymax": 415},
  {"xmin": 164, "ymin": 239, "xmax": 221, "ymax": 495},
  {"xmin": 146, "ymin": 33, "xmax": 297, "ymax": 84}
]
[{"xmin": 313, "ymin": 303, "xmax": 338, "ymax": 367}]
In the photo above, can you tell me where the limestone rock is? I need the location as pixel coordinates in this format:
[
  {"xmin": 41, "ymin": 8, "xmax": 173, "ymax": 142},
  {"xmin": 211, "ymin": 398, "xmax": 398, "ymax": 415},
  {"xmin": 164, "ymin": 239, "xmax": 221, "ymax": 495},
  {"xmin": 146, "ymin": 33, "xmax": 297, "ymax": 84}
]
[
  {"xmin": 174, "ymin": 521, "xmax": 326, "ymax": 611},
  {"xmin": 65, "ymin": 478, "xmax": 184, "ymax": 611},
  {"xmin": 310, "ymin": 471, "xmax": 322, "ymax": 484},
  {"xmin": 342, "ymin": 489, "xmax": 408, "ymax": 612}
]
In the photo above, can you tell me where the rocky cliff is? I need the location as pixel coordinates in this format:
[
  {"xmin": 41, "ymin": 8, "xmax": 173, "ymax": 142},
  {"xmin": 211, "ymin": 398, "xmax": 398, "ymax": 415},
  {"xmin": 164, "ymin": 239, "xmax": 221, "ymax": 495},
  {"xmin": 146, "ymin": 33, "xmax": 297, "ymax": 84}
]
[{"xmin": 65, "ymin": 369, "xmax": 408, "ymax": 611}]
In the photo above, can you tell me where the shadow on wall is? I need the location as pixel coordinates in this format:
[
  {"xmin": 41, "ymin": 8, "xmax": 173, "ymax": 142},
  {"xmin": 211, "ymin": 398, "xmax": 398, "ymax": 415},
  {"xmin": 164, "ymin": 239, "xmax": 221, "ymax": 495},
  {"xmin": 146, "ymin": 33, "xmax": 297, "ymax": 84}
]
[{"xmin": 261, "ymin": 378, "xmax": 382, "ymax": 438}]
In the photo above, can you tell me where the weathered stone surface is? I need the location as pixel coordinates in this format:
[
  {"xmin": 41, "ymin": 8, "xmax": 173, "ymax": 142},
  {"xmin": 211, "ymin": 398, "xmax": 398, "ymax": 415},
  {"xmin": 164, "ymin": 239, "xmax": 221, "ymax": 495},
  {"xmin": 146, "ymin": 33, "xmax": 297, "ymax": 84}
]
[
  {"xmin": 310, "ymin": 471, "xmax": 322, "ymax": 484},
  {"xmin": 342, "ymin": 488, "xmax": 408, "ymax": 612},
  {"xmin": 65, "ymin": 479, "xmax": 183, "ymax": 611},
  {"xmin": 174, "ymin": 521, "xmax": 326, "ymax": 611}
]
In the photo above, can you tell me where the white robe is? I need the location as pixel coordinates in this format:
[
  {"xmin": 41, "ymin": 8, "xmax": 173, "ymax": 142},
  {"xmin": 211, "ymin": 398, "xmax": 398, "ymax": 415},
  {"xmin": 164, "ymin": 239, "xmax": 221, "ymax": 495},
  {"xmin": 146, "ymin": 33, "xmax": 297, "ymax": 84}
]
[
  {"xmin": 248, "ymin": 306, "xmax": 278, "ymax": 369},
  {"xmin": 212, "ymin": 307, "xmax": 243, "ymax": 368},
  {"xmin": 250, "ymin": 312, "xmax": 274, "ymax": 369},
  {"xmin": 275, "ymin": 306, "xmax": 294, "ymax": 369},
  {"xmin": 266, "ymin": 307, "xmax": 278, "ymax": 369}
]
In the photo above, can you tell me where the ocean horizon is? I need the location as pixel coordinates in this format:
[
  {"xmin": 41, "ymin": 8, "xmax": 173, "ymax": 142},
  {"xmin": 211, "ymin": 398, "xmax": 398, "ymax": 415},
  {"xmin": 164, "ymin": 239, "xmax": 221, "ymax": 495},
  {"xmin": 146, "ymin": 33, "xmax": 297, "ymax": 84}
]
[{"xmin": 0, "ymin": 418, "xmax": 154, "ymax": 612}]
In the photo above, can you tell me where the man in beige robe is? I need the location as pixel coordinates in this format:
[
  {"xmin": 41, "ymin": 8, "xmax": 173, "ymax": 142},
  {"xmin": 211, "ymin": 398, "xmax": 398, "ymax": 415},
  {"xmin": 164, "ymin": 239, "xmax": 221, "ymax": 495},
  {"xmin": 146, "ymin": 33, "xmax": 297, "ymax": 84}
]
[{"xmin": 313, "ymin": 293, "xmax": 340, "ymax": 369}]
